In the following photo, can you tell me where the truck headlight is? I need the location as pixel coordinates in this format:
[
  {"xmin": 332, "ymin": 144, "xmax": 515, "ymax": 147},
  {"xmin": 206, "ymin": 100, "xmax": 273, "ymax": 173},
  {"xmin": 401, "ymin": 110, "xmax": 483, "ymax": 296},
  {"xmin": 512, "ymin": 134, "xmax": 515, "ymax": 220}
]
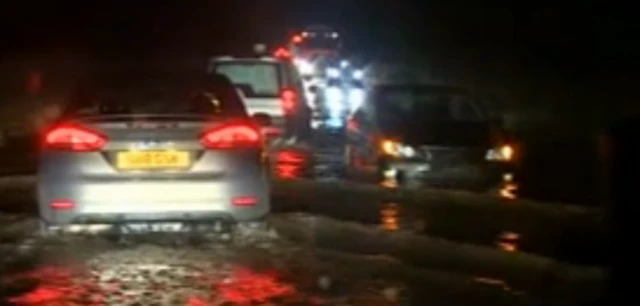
[{"xmin": 486, "ymin": 144, "xmax": 514, "ymax": 161}]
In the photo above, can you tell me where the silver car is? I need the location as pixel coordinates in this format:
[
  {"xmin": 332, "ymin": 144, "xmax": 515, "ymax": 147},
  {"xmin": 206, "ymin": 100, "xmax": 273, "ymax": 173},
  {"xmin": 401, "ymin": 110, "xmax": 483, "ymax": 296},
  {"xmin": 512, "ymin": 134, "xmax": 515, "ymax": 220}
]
[{"xmin": 37, "ymin": 73, "xmax": 270, "ymax": 234}]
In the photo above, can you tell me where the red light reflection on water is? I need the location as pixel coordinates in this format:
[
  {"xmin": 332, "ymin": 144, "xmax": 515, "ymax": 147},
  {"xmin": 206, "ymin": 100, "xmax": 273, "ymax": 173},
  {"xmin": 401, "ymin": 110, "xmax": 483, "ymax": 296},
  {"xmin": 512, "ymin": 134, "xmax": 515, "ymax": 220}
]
[
  {"xmin": 5, "ymin": 265, "xmax": 312, "ymax": 305},
  {"xmin": 214, "ymin": 268, "xmax": 296, "ymax": 304},
  {"xmin": 275, "ymin": 150, "xmax": 307, "ymax": 179},
  {"xmin": 6, "ymin": 266, "xmax": 104, "ymax": 305}
]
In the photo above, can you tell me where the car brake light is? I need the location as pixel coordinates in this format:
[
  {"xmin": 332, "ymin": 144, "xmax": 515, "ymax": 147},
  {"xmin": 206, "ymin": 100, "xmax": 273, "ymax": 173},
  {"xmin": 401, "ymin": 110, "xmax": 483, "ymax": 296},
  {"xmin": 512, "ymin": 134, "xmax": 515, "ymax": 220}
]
[
  {"xmin": 43, "ymin": 124, "xmax": 107, "ymax": 152},
  {"xmin": 50, "ymin": 199, "xmax": 75, "ymax": 210},
  {"xmin": 280, "ymin": 89, "xmax": 297, "ymax": 114},
  {"xmin": 200, "ymin": 122, "xmax": 261, "ymax": 149},
  {"xmin": 292, "ymin": 35, "xmax": 303, "ymax": 44},
  {"xmin": 231, "ymin": 196, "xmax": 257, "ymax": 206},
  {"xmin": 274, "ymin": 47, "xmax": 292, "ymax": 59}
]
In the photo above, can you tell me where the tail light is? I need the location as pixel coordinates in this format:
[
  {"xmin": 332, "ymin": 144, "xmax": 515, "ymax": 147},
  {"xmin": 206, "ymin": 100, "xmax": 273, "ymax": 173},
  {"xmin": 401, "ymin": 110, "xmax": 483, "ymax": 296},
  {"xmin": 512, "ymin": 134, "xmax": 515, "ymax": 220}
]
[
  {"xmin": 280, "ymin": 88, "xmax": 297, "ymax": 114},
  {"xmin": 291, "ymin": 35, "xmax": 303, "ymax": 44},
  {"xmin": 231, "ymin": 196, "xmax": 257, "ymax": 207},
  {"xmin": 43, "ymin": 124, "xmax": 107, "ymax": 152},
  {"xmin": 50, "ymin": 199, "xmax": 75, "ymax": 210},
  {"xmin": 273, "ymin": 47, "xmax": 292, "ymax": 59},
  {"xmin": 200, "ymin": 122, "xmax": 261, "ymax": 149}
]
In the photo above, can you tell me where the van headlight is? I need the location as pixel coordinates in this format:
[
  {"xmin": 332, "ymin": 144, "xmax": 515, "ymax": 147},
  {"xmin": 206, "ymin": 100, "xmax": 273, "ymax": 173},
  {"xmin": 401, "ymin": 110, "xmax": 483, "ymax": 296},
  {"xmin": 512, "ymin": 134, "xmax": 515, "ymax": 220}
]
[
  {"xmin": 380, "ymin": 140, "xmax": 416, "ymax": 158},
  {"xmin": 486, "ymin": 144, "xmax": 514, "ymax": 161}
]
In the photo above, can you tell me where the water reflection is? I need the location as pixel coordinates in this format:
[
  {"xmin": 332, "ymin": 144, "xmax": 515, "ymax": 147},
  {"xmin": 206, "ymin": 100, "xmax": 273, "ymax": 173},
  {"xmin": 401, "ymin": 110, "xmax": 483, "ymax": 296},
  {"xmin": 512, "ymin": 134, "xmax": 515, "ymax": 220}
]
[
  {"xmin": 1, "ymin": 247, "xmax": 408, "ymax": 305},
  {"xmin": 380, "ymin": 202, "xmax": 400, "ymax": 231},
  {"xmin": 377, "ymin": 200, "xmax": 522, "ymax": 254},
  {"xmin": 274, "ymin": 150, "xmax": 307, "ymax": 179},
  {"xmin": 473, "ymin": 277, "xmax": 513, "ymax": 292},
  {"xmin": 379, "ymin": 202, "xmax": 427, "ymax": 233},
  {"xmin": 499, "ymin": 173, "xmax": 518, "ymax": 200},
  {"xmin": 3, "ymin": 264, "xmax": 302, "ymax": 305},
  {"xmin": 380, "ymin": 177, "xmax": 399, "ymax": 189},
  {"xmin": 496, "ymin": 231, "xmax": 521, "ymax": 252}
]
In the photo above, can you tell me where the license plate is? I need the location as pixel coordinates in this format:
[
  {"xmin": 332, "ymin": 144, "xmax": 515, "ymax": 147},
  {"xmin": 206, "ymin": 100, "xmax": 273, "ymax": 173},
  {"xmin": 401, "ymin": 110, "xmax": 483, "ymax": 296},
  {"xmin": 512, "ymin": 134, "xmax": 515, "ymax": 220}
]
[
  {"xmin": 124, "ymin": 222, "xmax": 184, "ymax": 233},
  {"xmin": 116, "ymin": 151, "xmax": 190, "ymax": 170}
]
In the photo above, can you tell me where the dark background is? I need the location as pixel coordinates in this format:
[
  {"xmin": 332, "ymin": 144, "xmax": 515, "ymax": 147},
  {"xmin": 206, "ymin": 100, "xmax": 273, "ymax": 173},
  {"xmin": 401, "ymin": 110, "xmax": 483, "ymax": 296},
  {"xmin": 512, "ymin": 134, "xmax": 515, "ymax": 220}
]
[
  {"xmin": 2, "ymin": 1, "xmax": 638, "ymax": 94},
  {"xmin": 0, "ymin": 0, "xmax": 638, "ymax": 206}
]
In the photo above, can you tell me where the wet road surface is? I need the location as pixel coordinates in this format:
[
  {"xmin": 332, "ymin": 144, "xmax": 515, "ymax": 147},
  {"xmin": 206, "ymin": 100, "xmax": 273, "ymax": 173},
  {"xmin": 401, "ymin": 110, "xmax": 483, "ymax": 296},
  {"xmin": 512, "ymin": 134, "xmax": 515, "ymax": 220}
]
[
  {"xmin": 0, "ymin": 173, "xmax": 607, "ymax": 267},
  {"xmin": 272, "ymin": 179, "xmax": 606, "ymax": 267},
  {"xmin": 0, "ymin": 135, "xmax": 608, "ymax": 304},
  {"xmin": 0, "ymin": 215, "xmax": 544, "ymax": 306}
]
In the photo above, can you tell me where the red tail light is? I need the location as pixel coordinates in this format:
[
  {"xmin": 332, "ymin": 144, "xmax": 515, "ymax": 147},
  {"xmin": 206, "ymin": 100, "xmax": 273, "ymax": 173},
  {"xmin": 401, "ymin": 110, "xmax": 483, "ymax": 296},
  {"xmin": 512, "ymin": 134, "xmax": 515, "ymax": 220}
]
[
  {"xmin": 291, "ymin": 35, "xmax": 303, "ymax": 44},
  {"xmin": 43, "ymin": 124, "xmax": 107, "ymax": 152},
  {"xmin": 50, "ymin": 199, "xmax": 75, "ymax": 210},
  {"xmin": 200, "ymin": 122, "xmax": 260, "ymax": 149},
  {"xmin": 273, "ymin": 47, "xmax": 292, "ymax": 59},
  {"xmin": 280, "ymin": 88, "xmax": 297, "ymax": 114},
  {"xmin": 231, "ymin": 196, "xmax": 257, "ymax": 206}
]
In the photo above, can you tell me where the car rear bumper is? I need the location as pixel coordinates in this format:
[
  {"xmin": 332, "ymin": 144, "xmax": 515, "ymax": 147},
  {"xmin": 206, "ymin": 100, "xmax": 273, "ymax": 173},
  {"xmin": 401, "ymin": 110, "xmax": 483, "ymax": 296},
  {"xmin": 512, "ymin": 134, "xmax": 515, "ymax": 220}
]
[
  {"xmin": 38, "ymin": 178, "xmax": 270, "ymax": 226},
  {"xmin": 383, "ymin": 160, "xmax": 513, "ymax": 191}
]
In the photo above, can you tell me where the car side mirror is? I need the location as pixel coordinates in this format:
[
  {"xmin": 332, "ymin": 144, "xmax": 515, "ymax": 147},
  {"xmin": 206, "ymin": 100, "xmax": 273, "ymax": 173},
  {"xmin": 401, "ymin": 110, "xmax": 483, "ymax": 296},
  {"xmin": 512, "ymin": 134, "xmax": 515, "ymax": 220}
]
[{"xmin": 253, "ymin": 113, "xmax": 272, "ymax": 126}]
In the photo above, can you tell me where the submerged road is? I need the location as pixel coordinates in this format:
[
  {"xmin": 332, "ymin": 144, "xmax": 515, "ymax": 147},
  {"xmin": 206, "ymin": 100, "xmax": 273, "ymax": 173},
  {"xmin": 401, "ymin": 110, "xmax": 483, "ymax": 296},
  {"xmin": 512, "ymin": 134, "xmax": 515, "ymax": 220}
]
[{"xmin": 0, "ymin": 175, "xmax": 606, "ymax": 305}]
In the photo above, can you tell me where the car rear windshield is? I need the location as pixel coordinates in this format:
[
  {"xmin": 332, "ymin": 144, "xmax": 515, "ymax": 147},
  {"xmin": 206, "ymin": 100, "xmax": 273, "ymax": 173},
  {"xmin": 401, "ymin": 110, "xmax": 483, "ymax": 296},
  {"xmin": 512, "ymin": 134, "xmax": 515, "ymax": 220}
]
[
  {"xmin": 63, "ymin": 73, "xmax": 247, "ymax": 118},
  {"xmin": 374, "ymin": 87, "xmax": 485, "ymax": 126},
  {"xmin": 212, "ymin": 62, "xmax": 280, "ymax": 98}
]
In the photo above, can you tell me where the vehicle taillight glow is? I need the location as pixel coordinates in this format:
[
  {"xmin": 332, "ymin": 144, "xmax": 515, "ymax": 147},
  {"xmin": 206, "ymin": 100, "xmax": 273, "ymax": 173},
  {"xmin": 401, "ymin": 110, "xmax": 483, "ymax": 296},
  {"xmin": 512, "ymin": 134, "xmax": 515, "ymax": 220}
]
[
  {"xmin": 280, "ymin": 89, "xmax": 297, "ymax": 114},
  {"xmin": 273, "ymin": 47, "xmax": 292, "ymax": 59},
  {"xmin": 292, "ymin": 35, "xmax": 303, "ymax": 44},
  {"xmin": 231, "ymin": 196, "xmax": 257, "ymax": 207},
  {"xmin": 200, "ymin": 123, "xmax": 261, "ymax": 149},
  {"xmin": 50, "ymin": 199, "xmax": 75, "ymax": 210},
  {"xmin": 43, "ymin": 124, "xmax": 107, "ymax": 152}
]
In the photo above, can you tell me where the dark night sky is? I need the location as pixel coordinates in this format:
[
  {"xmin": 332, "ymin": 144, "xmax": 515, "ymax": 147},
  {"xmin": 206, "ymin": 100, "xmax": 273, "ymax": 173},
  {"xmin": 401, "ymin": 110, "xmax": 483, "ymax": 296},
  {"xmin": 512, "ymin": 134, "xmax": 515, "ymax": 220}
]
[{"xmin": 1, "ymin": 0, "xmax": 639, "ymax": 105}]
